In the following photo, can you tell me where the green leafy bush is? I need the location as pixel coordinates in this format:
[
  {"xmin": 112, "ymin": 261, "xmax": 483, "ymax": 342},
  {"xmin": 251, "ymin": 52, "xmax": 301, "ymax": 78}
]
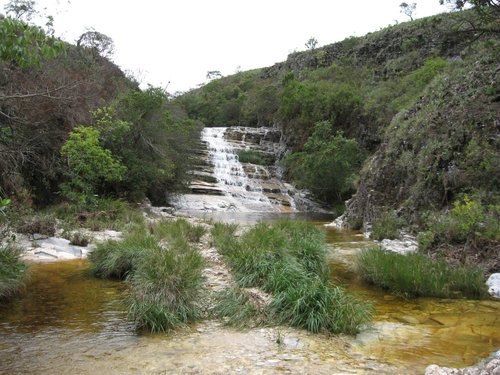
[
  {"xmin": 370, "ymin": 209, "xmax": 402, "ymax": 240},
  {"xmin": 60, "ymin": 126, "xmax": 125, "ymax": 208},
  {"xmin": 285, "ymin": 121, "xmax": 364, "ymax": 203}
]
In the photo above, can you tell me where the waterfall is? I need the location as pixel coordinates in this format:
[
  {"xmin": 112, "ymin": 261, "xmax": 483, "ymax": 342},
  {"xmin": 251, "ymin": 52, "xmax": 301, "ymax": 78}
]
[{"xmin": 203, "ymin": 127, "xmax": 276, "ymax": 211}]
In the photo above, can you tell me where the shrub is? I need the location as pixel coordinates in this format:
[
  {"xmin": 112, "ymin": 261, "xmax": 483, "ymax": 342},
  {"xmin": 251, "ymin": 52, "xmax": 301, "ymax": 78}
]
[
  {"xmin": 68, "ymin": 231, "xmax": 92, "ymax": 247},
  {"xmin": 237, "ymin": 150, "xmax": 269, "ymax": 165},
  {"xmin": 0, "ymin": 244, "xmax": 28, "ymax": 300},
  {"xmin": 60, "ymin": 126, "xmax": 126, "ymax": 208},
  {"xmin": 357, "ymin": 247, "xmax": 487, "ymax": 298},
  {"xmin": 285, "ymin": 121, "xmax": 364, "ymax": 203},
  {"xmin": 370, "ymin": 209, "xmax": 402, "ymax": 240},
  {"xmin": 211, "ymin": 220, "xmax": 372, "ymax": 334},
  {"xmin": 15, "ymin": 214, "xmax": 56, "ymax": 237}
]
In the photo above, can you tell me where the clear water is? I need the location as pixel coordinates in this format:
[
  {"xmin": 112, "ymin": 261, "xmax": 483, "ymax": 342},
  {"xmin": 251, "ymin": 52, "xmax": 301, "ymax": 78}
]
[{"xmin": 0, "ymin": 222, "xmax": 498, "ymax": 374}]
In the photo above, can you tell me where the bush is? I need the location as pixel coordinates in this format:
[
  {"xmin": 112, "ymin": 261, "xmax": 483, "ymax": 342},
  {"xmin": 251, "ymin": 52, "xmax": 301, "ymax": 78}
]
[
  {"xmin": 418, "ymin": 195, "xmax": 500, "ymax": 249},
  {"xmin": 0, "ymin": 244, "xmax": 27, "ymax": 300},
  {"xmin": 237, "ymin": 150, "xmax": 269, "ymax": 165},
  {"xmin": 285, "ymin": 121, "xmax": 364, "ymax": 203},
  {"xmin": 15, "ymin": 214, "xmax": 56, "ymax": 237},
  {"xmin": 211, "ymin": 220, "xmax": 372, "ymax": 334},
  {"xmin": 370, "ymin": 209, "xmax": 402, "ymax": 240},
  {"xmin": 357, "ymin": 247, "xmax": 488, "ymax": 298},
  {"xmin": 68, "ymin": 231, "xmax": 92, "ymax": 247}
]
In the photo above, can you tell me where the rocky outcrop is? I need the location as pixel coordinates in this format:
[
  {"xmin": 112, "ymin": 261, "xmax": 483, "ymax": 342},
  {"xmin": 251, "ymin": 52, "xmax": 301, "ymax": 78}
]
[
  {"xmin": 486, "ymin": 274, "xmax": 500, "ymax": 299},
  {"xmin": 425, "ymin": 350, "xmax": 500, "ymax": 375}
]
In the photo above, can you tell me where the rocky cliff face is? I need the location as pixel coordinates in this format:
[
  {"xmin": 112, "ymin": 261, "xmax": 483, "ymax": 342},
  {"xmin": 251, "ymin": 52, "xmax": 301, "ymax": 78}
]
[{"xmin": 343, "ymin": 40, "xmax": 499, "ymax": 227}]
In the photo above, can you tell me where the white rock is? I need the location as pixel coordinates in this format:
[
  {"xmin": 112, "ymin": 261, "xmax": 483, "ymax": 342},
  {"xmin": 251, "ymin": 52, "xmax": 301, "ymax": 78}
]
[{"xmin": 486, "ymin": 273, "xmax": 500, "ymax": 299}]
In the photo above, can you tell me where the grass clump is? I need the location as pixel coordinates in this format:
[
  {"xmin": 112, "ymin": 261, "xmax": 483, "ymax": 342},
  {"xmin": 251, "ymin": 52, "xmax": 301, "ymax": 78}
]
[
  {"xmin": 212, "ymin": 287, "xmax": 260, "ymax": 327},
  {"xmin": 89, "ymin": 226, "xmax": 153, "ymax": 279},
  {"xmin": 89, "ymin": 219, "xmax": 205, "ymax": 332},
  {"xmin": 0, "ymin": 244, "xmax": 28, "ymax": 300},
  {"xmin": 237, "ymin": 150, "xmax": 270, "ymax": 165},
  {"xmin": 128, "ymin": 240, "xmax": 204, "ymax": 332},
  {"xmin": 151, "ymin": 218, "xmax": 206, "ymax": 243},
  {"xmin": 357, "ymin": 247, "xmax": 488, "ymax": 299},
  {"xmin": 53, "ymin": 197, "xmax": 145, "ymax": 232},
  {"xmin": 211, "ymin": 220, "xmax": 372, "ymax": 334}
]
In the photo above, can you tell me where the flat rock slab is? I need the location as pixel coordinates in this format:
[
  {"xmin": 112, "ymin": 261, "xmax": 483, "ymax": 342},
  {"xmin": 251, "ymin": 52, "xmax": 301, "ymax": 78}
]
[{"xmin": 486, "ymin": 273, "xmax": 500, "ymax": 299}]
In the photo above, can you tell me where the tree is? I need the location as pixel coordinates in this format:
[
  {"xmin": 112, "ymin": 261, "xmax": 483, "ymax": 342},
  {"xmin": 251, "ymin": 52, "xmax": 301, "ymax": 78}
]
[
  {"xmin": 77, "ymin": 29, "xmax": 115, "ymax": 59},
  {"xmin": 285, "ymin": 121, "xmax": 364, "ymax": 203},
  {"xmin": 439, "ymin": 0, "xmax": 500, "ymax": 25},
  {"xmin": 4, "ymin": 0, "xmax": 36, "ymax": 21},
  {"xmin": 305, "ymin": 37, "xmax": 318, "ymax": 50},
  {"xmin": 206, "ymin": 70, "xmax": 222, "ymax": 80},
  {"xmin": 400, "ymin": 2, "xmax": 417, "ymax": 21},
  {"xmin": 60, "ymin": 126, "xmax": 125, "ymax": 207}
]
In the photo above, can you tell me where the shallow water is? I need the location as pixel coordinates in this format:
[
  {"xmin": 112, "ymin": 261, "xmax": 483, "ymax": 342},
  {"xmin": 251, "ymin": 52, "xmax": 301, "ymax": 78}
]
[{"xmin": 0, "ymin": 223, "xmax": 498, "ymax": 374}]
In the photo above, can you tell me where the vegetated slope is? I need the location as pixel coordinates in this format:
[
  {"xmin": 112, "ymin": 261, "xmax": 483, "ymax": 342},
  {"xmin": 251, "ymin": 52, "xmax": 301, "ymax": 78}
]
[
  {"xmin": 0, "ymin": 38, "xmax": 132, "ymax": 204},
  {"xmin": 177, "ymin": 9, "xmax": 498, "ymax": 216},
  {"xmin": 0, "ymin": 17, "xmax": 202, "ymax": 207},
  {"xmin": 178, "ymin": 9, "xmax": 499, "ymax": 270}
]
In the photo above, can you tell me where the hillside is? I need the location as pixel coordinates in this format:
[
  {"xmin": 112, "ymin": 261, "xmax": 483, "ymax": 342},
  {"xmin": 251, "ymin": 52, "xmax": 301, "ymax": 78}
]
[
  {"xmin": 177, "ymin": 9, "xmax": 499, "ymax": 271},
  {"xmin": 0, "ymin": 17, "xmax": 201, "ymax": 207}
]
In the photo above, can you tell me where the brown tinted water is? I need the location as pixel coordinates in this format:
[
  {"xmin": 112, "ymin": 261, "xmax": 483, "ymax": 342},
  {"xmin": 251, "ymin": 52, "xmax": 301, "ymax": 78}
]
[{"xmin": 0, "ymin": 225, "xmax": 498, "ymax": 374}]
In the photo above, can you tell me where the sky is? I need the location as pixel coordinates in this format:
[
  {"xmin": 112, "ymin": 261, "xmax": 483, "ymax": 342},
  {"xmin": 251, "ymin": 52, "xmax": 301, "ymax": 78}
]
[{"xmin": 0, "ymin": 0, "xmax": 451, "ymax": 93}]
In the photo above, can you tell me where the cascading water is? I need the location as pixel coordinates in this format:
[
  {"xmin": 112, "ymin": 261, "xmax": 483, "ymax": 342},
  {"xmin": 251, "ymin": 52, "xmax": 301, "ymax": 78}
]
[{"xmin": 203, "ymin": 127, "xmax": 275, "ymax": 211}]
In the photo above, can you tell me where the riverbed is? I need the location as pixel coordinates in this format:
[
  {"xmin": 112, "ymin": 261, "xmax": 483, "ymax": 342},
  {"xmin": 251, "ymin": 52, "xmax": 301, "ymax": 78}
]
[{"xmin": 0, "ymin": 221, "xmax": 498, "ymax": 374}]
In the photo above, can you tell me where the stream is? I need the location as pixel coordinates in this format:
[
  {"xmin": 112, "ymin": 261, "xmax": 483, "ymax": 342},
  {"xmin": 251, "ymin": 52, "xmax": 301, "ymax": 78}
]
[
  {"xmin": 1, "ymin": 127, "xmax": 498, "ymax": 374},
  {"xmin": 0, "ymin": 222, "xmax": 498, "ymax": 374}
]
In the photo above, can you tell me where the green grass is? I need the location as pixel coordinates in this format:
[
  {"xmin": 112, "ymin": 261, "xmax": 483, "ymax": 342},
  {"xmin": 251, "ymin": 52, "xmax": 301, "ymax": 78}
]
[
  {"xmin": 212, "ymin": 287, "xmax": 260, "ymax": 327},
  {"xmin": 0, "ymin": 244, "xmax": 28, "ymax": 300},
  {"xmin": 128, "ymin": 239, "xmax": 204, "ymax": 332},
  {"xmin": 237, "ymin": 150, "xmax": 270, "ymax": 165},
  {"xmin": 88, "ymin": 226, "xmax": 155, "ymax": 279},
  {"xmin": 89, "ymin": 219, "xmax": 205, "ymax": 332},
  {"xmin": 53, "ymin": 197, "xmax": 145, "ymax": 232},
  {"xmin": 151, "ymin": 218, "xmax": 206, "ymax": 243},
  {"xmin": 211, "ymin": 220, "xmax": 372, "ymax": 334},
  {"xmin": 357, "ymin": 247, "xmax": 488, "ymax": 299}
]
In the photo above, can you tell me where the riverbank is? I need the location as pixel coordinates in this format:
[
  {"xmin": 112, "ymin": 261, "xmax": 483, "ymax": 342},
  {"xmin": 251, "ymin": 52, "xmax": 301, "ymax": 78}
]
[{"xmin": 1, "ymin": 206, "xmax": 499, "ymax": 374}]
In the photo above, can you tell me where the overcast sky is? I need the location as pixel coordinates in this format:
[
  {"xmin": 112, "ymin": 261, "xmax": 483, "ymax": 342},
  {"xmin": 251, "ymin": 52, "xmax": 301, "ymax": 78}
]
[{"xmin": 1, "ymin": 0, "xmax": 450, "ymax": 93}]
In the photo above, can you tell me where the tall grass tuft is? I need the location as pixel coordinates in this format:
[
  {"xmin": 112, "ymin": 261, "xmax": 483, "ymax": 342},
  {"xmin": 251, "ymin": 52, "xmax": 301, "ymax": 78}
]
[
  {"xmin": 357, "ymin": 247, "xmax": 488, "ymax": 298},
  {"xmin": 211, "ymin": 220, "xmax": 372, "ymax": 334},
  {"xmin": 88, "ymin": 219, "xmax": 205, "ymax": 332},
  {"xmin": 212, "ymin": 287, "xmax": 259, "ymax": 327},
  {"xmin": 128, "ymin": 241, "xmax": 204, "ymax": 332},
  {"xmin": 89, "ymin": 226, "xmax": 154, "ymax": 279},
  {"xmin": 0, "ymin": 244, "xmax": 28, "ymax": 300},
  {"xmin": 151, "ymin": 218, "xmax": 206, "ymax": 243}
]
